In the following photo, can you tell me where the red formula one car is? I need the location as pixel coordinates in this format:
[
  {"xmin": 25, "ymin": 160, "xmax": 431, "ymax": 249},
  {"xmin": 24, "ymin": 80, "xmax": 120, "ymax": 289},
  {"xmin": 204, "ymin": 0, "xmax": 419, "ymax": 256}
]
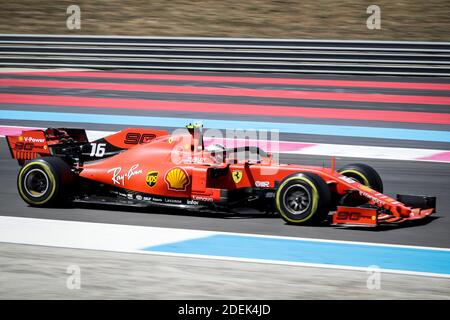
[{"xmin": 6, "ymin": 123, "xmax": 436, "ymax": 227}]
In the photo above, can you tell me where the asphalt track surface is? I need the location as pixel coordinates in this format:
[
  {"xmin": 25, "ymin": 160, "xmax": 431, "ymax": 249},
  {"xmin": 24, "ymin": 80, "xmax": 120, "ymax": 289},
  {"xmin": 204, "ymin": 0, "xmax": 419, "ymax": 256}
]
[{"xmin": 0, "ymin": 69, "xmax": 449, "ymax": 249}]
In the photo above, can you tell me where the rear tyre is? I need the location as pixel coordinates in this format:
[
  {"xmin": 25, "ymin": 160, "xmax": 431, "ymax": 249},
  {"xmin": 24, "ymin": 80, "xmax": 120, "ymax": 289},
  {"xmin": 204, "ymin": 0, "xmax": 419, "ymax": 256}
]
[
  {"xmin": 17, "ymin": 157, "xmax": 74, "ymax": 207},
  {"xmin": 275, "ymin": 172, "xmax": 331, "ymax": 225},
  {"xmin": 338, "ymin": 163, "xmax": 383, "ymax": 192}
]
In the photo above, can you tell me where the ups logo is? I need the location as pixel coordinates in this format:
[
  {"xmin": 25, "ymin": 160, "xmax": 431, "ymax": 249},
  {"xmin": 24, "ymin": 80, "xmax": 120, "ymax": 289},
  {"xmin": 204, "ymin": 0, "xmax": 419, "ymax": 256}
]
[{"xmin": 146, "ymin": 171, "xmax": 159, "ymax": 187}]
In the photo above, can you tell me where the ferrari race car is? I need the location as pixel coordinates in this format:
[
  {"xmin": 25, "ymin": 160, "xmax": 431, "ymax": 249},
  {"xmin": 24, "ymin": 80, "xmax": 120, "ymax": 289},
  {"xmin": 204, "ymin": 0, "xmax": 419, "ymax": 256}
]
[{"xmin": 6, "ymin": 123, "xmax": 436, "ymax": 227}]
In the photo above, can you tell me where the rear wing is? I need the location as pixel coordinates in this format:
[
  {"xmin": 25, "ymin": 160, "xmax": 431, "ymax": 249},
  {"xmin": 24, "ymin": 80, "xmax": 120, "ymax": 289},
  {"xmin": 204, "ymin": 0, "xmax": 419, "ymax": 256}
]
[{"xmin": 6, "ymin": 128, "xmax": 88, "ymax": 164}]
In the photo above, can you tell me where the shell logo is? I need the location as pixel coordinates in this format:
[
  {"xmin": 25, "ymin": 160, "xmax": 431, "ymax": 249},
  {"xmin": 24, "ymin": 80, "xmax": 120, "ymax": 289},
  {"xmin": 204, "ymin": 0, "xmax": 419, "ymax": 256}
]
[{"xmin": 165, "ymin": 167, "xmax": 190, "ymax": 191}]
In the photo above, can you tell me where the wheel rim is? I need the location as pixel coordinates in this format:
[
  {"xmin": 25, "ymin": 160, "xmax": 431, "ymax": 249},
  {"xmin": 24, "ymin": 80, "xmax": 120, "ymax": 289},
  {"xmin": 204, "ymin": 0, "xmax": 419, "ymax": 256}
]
[
  {"xmin": 283, "ymin": 184, "xmax": 311, "ymax": 215},
  {"xmin": 24, "ymin": 168, "xmax": 49, "ymax": 197}
]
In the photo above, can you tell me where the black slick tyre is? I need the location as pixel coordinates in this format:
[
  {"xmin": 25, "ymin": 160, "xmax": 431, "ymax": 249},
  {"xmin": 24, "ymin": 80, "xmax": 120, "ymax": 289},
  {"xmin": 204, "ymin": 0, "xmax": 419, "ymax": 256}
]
[
  {"xmin": 275, "ymin": 172, "xmax": 331, "ymax": 225},
  {"xmin": 17, "ymin": 157, "xmax": 74, "ymax": 207},
  {"xmin": 338, "ymin": 163, "xmax": 383, "ymax": 193}
]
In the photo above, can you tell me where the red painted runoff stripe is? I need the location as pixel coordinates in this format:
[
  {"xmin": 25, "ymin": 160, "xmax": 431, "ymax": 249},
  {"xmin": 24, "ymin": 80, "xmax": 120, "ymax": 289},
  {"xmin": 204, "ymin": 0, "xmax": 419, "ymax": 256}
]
[
  {"xmin": 1, "ymin": 93, "xmax": 449, "ymax": 124},
  {"xmin": 7, "ymin": 71, "xmax": 450, "ymax": 91},
  {"xmin": 2, "ymin": 78, "xmax": 450, "ymax": 106}
]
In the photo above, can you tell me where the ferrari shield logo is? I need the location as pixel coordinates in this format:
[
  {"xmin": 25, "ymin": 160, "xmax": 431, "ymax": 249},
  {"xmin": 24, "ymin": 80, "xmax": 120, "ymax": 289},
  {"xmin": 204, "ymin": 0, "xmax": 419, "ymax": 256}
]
[{"xmin": 232, "ymin": 170, "xmax": 243, "ymax": 184}]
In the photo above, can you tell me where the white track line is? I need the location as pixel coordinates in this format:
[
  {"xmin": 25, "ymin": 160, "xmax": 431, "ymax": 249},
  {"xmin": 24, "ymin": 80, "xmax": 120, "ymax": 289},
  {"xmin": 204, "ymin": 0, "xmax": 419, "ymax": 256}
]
[
  {"xmin": 0, "ymin": 67, "xmax": 93, "ymax": 73},
  {"xmin": 0, "ymin": 216, "xmax": 212, "ymax": 251},
  {"xmin": 289, "ymin": 143, "xmax": 445, "ymax": 162}
]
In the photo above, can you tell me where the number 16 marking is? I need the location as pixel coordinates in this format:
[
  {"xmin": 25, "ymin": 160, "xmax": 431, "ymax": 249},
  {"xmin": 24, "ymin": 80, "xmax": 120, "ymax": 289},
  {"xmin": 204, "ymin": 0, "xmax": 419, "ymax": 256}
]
[{"xmin": 90, "ymin": 143, "xmax": 106, "ymax": 157}]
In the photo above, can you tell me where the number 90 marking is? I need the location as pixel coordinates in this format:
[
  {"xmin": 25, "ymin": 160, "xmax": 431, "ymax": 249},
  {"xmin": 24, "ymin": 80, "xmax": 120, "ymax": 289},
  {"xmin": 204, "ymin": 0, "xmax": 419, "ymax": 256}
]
[{"xmin": 124, "ymin": 133, "xmax": 156, "ymax": 145}]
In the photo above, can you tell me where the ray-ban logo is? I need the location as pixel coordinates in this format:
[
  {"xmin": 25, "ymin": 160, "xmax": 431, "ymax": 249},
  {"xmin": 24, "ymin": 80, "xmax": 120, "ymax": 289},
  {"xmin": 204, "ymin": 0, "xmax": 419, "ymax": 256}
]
[{"xmin": 108, "ymin": 164, "xmax": 143, "ymax": 186}]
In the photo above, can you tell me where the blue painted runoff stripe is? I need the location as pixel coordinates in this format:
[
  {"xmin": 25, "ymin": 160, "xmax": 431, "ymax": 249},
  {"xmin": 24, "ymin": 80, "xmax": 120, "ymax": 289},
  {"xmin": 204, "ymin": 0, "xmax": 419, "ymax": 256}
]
[
  {"xmin": 144, "ymin": 234, "xmax": 450, "ymax": 275},
  {"xmin": 1, "ymin": 109, "xmax": 450, "ymax": 142}
]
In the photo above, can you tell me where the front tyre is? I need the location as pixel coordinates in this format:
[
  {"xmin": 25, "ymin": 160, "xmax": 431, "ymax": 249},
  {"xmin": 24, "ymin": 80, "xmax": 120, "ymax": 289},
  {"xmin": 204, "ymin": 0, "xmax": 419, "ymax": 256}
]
[
  {"xmin": 338, "ymin": 163, "xmax": 383, "ymax": 193},
  {"xmin": 275, "ymin": 172, "xmax": 331, "ymax": 225},
  {"xmin": 17, "ymin": 157, "xmax": 74, "ymax": 207}
]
